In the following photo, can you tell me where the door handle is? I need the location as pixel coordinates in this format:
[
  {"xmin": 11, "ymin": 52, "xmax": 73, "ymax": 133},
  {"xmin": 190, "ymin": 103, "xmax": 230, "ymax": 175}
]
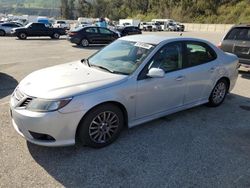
[{"xmin": 175, "ymin": 76, "xmax": 185, "ymax": 81}]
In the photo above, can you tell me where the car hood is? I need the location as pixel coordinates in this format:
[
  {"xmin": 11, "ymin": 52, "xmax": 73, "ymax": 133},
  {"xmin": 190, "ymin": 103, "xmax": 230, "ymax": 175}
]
[{"xmin": 18, "ymin": 61, "xmax": 128, "ymax": 99}]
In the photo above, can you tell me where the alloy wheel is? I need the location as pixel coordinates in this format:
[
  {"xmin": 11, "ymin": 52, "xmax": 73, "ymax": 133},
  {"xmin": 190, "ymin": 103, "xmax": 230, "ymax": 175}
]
[
  {"xmin": 212, "ymin": 82, "xmax": 227, "ymax": 104},
  {"xmin": 89, "ymin": 111, "xmax": 119, "ymax": 144},
  {"xmin": 81, "ymin": 39, "xmax": 89, "ymax": 47}
]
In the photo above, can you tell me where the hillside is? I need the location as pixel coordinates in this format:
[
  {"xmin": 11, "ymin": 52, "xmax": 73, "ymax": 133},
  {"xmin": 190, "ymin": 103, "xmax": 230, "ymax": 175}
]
[
  {"xmin": 0, "ymin": 0, "xmax": 250, "ymax": 23},
  {"xmin": 0, "ymin": 0, "xmax": 60, "ymax": 9}
]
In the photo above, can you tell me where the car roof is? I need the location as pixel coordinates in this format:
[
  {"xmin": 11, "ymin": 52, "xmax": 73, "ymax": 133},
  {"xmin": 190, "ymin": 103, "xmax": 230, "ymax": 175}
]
[{"xmin": 119, "ymin": 35, "xmax": 209, "ymax": 45}]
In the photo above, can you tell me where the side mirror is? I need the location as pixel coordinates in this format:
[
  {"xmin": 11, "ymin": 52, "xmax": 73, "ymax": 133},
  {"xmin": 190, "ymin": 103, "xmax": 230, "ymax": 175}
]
[{"xmin": 147, "ymin": 68, "xmax": 165, "ymax": 78}]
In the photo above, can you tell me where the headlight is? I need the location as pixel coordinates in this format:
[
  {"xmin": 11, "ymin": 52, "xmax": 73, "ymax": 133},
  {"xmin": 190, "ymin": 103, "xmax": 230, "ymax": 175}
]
[{"xmin": 26, "ymin": 98, "xmax": 72, "ymax": 112}]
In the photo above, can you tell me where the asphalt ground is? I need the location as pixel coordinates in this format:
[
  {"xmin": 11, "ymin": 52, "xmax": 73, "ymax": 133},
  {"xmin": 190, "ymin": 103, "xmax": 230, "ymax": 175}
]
[{"xmin": 0, "ymin": 31, "xmax": 250, "ymax": 188}]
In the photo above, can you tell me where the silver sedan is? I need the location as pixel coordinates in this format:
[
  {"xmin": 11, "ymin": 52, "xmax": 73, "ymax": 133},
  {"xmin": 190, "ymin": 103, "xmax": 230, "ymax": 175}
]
[{"xmin": 10, "ymin": 35, "xmax": 239, "ymax": 148}]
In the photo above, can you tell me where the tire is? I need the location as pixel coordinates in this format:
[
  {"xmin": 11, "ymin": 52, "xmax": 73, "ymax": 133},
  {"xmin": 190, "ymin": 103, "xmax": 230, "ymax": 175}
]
[
  {"xmin": 77, "ymin": 104, "xmax": 124, "ymax": 148},
  {"xmin": 52, "ymin": 33, "xmax": 60, "ymax": 39},
  {"xmin": 81, "ymin": 38, "xmax": 89, "ymax": 47},
  {"xmin": 0, "ymin": 30, "xmax": 5, "ymax": 36},
  {"xmin": 207, "ymin": 78, "xmax": 229, "ymax": 107},
  {"xmin": 18, "ymin": 33, "xmax": 27, "ymax": 40}
]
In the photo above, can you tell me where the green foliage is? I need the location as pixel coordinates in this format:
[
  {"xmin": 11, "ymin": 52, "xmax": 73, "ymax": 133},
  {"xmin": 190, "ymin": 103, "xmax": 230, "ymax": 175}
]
[{"xmin": 0, "ymin": 0, "xmax": 250, "ymax": 23}]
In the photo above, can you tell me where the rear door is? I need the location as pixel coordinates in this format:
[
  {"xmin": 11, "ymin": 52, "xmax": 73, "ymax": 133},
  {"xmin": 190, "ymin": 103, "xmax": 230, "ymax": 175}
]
[
  {"xmin": 84, "ymin": 27, "xmax": 100, "ymax": 44},
  {"xmin": 222, "ymin": 27, "xmax": 250, "ymax": 61},
  {"xmin": 98, "ymin": 28, "xmax": 117, "ymax": 44},
  {"xmin": 182, "ymin": 41, "xmax": 218, "ymax": 104}
]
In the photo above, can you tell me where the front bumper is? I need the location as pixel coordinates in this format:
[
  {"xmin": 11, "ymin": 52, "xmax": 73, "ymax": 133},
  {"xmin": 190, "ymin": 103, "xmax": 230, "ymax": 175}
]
[{"xmin": 10, "ymin": 105, "xmax": 85, "ymax": 147}]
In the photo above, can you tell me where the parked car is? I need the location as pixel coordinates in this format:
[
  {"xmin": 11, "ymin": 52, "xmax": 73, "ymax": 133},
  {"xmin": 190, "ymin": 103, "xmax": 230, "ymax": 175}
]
[
  {"xmin": 67, "ymin": 26, "xmax": 119, "ymax": 47},
  {"xmin": 117, "ymin": 26, "xmax": 141, "ymax": 36},
  {"xmin": 139, "ymin": 22, "xmax": 153, "ymax": 31},
  {"xmin": 168, "ymin": 22, "xmax": 177, "ymax": 31},
  {"xmin": 219, "ymin": 25, "xmax": 250, "ymax": 67},
  {"xmin": 11, "ymin": 22, "xmax": 66, "ymax": 40},
  {"xmin": 10, "ymin": 35, "xmax": 239, "ymax": 148},
  {"xmin": 53, "ymin": 20, "xmax": 70, "ymax": 30},
  {"xmin": 176, "ymin": 22, "xmax": 185, "ymax": 32},
  {"xmin": 0, "ymin": 22, "xmax": 21, "ymax": 36},
  {"xmin": 149, "ymin": 22, "xmax": 162, "ymax": 31}
]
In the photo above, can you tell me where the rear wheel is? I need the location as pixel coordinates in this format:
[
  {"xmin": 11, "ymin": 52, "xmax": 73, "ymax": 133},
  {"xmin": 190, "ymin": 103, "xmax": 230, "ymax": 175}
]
[
  {"xmin": 208, "ymin": 79, "xmax": 228, "ymax": 107},
  {"xmin": 81, "ymin": 38, "xmax": 89, "ymax": 47},
  {"xmin": 0, "ymin": 30, "xmax": 6, "ymax": 36},
  {"xmin": 77, "ymin": 104, "xmax": 124, "ymax": 148},
  {"xmin": 18, "ymin": 33, "xmax": 27, "ymax": 40}
]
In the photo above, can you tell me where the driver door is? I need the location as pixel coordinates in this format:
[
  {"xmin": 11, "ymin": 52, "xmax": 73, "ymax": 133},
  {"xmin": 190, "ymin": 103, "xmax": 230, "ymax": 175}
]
[{"xmin": 136, "ymin": 42, "xmax": 187, "ymax": 119}]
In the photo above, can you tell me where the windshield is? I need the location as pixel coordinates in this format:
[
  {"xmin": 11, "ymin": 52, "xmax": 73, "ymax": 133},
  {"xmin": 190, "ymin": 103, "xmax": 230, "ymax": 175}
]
[
  {"xmin": 25, "ymin": 23, "xmax": 32, "ymax": 28},
  {"xmin": 88, "ymin": 40, "xmax": 155, "ymax": 75}
]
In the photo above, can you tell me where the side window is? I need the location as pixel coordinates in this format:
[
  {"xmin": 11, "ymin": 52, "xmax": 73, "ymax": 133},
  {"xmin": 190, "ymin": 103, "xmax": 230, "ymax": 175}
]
[
  {"xmin": 99, "ymin": 28, "xmax": 112, "ymax": 34},
  {"xmin": 148, "ymin": 43, "xmax": 182, "ymax": 73},
  {"xmin": 85, "ymin": 28, "xmax": 98, "ymax": 33},
  {"xmin": 185, "ymin": 42, "xmax": 217, "ymax": 67},
  {"xmin": 32, "ymin": 24, "xmax": 45, "ymax": 29}
]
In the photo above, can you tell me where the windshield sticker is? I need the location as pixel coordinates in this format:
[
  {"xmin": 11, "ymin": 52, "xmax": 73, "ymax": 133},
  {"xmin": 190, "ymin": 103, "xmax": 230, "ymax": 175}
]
[{"xmin": 134, "ymin": 42, "xmax": 153, "ymax": 49}]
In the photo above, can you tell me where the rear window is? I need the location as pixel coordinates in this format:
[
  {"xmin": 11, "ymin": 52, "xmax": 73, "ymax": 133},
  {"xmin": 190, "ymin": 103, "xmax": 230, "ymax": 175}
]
[{"xmin": 225, "ymin": 27, "xmax": 250, "ymax": 41}]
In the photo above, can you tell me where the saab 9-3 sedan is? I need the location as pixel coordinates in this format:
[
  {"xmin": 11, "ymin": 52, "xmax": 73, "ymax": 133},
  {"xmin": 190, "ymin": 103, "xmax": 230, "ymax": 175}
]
[{"xmin": 10, "ymin": 35, "xmax": 239, "ymax": 148}]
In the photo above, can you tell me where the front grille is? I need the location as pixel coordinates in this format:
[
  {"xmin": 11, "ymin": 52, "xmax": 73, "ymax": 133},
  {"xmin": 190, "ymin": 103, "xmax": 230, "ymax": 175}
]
[{"xmin": 19, "ymin": 98, "xmax": 33, "ymax": 107}]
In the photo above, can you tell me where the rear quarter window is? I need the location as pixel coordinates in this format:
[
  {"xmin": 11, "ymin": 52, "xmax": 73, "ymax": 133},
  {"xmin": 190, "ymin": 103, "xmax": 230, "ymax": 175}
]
[{"xmin": 225, "ymin": 27, "xmax": 250, "ymax": 41}]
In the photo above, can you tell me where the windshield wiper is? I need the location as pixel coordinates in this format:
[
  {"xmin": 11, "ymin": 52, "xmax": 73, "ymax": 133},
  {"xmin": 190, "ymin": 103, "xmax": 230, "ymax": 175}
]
[
  {"xmin": 81, "ymin": 58, "xmax": 90, "ymax": 67},
  {"xmin": 90, "ymin": 64, "xmax": 114, "ymax": 73},
  {"xmin": 90, "ymin": 64, "xmax": 129, "ymax": 75}
]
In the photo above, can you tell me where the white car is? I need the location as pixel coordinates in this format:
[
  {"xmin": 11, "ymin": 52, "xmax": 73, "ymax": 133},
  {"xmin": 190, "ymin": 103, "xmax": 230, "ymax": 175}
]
[
  {"xmin": 10, "ymin": 35, "xmax": 239, "ymax": 148},
  {"xmin": 53, "ymin": 20, "xmax": 70, "ymax": 30}
]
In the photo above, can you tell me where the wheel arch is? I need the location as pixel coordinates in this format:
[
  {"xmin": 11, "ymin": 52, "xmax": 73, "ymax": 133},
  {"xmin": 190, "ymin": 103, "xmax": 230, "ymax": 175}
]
[
  {"xmin": 216, "ymin": 76, "xmax": 230, "ymax": 92},
  {"xmin": 75, "ymin": 101, "xmax": 128, "ymax": 141}
]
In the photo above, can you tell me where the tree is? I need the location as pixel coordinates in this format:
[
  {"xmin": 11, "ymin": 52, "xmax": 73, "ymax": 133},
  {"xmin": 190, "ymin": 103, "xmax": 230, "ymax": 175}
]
[{"xmin": 60, "ymin": 0, "xmax": 70, "ymax": 19}]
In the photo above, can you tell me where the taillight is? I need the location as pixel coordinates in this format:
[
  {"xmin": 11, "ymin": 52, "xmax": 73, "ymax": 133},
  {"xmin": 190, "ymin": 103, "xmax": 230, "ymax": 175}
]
[
  {"xmin": 68, "ymin": 32, "xmax": 77, "ymax": 36},
  {"xmin": 217, "ymin": 42, "xmax": 222, "ymax": 48}
]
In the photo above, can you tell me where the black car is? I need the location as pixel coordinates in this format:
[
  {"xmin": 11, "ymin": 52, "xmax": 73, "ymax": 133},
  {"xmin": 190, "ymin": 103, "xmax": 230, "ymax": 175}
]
[
  {"xmin": 117, "ymin": 26, "xmax": 142, "ymax": 37},
  {"xmin": 67, "ymin": 26, "xmax": 119, "ymax": 47},
  {"xmin": 219, "ymin": 25, "xmax": 250, "ymax": 66},
  {"xmin": 11, "ymin": 22, "xmax": 66, "ymax": 40}
]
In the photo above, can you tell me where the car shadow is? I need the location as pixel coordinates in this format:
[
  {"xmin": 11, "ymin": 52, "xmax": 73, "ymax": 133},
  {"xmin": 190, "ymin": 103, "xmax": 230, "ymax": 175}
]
[
  {"xmin": 15, "ymin": 38, "xmax": 66, "ymax": 41},
  {"xmin": 72, "ymin": 44, "xmax": 106, "ymax": 50},
  {"xmin": 239, "ymin": 69, "xmax": 250, "ymax": 80},
  {"xmin": 0, "ymin": 72, "xmax": 18, "ymax": 99},
  {"xmin": 27, "ymin": 93, "xmax": 250, "ymax": 187}
]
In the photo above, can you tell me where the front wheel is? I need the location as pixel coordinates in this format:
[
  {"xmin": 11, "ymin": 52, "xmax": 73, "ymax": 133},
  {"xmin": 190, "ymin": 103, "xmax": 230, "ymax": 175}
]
[
  {"xmin": 18, "ymin": 33, "xmax": 27, "ymax": 40},
  {"xmin": 207, "ymin": 79, "xmax": 228, "ymax": 107},
  {"xmin": 51, "ymin": 32, "xmax": 60, "ymax": 39},
  {"xmin": 77, "ymin": 104, "xmax": 124, "ymax": 148}
]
